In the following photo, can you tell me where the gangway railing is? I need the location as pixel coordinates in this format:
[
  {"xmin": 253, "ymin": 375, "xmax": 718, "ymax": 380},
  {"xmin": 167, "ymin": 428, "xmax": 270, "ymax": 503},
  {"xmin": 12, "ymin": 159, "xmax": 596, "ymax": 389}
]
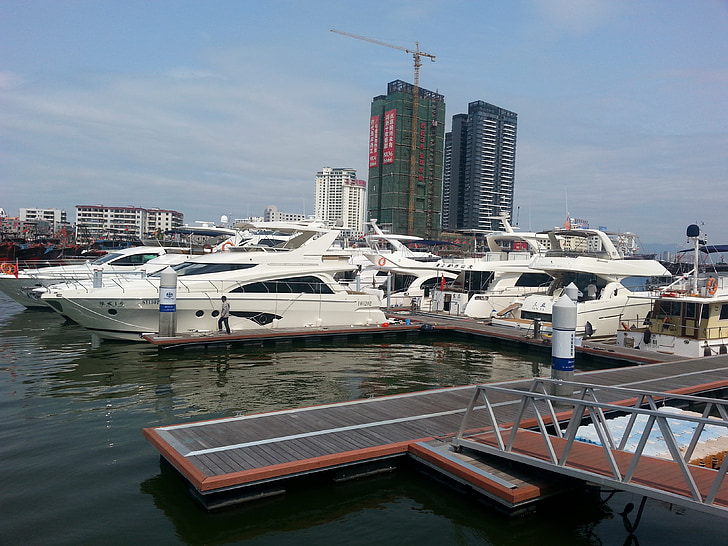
[{"xmin": 452, "ymin": 379, "xmax": 728, "ymax": 518}]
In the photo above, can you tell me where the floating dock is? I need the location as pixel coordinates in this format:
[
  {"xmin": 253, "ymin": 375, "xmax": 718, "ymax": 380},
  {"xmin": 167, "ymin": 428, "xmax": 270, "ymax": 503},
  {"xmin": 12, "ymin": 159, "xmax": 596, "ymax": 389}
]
[
  {"xmin": 144, "ymin": 351, "xmax": 728, "ymax": 513},
  {"xmin": 141, "ymin": 311, "xmax": 682, "ymax": 367}
]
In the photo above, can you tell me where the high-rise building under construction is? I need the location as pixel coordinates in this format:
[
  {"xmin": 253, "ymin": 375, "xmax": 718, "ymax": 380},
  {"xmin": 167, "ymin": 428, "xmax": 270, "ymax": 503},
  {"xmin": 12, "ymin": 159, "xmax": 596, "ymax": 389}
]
[
  {"xmin": 442, "ymin": 101, "xmax": 517, "ymax": 232},
  {"xmin": 367, "ymin": 80, "xmax": 446, "ymax": 238}
]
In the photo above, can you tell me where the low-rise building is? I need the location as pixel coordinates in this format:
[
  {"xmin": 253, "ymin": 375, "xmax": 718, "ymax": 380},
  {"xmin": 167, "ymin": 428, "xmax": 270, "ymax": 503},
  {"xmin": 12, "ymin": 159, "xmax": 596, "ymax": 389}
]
[{"xmin": 75, "ymin": 205, "xmax": 183, "ymax": 241}]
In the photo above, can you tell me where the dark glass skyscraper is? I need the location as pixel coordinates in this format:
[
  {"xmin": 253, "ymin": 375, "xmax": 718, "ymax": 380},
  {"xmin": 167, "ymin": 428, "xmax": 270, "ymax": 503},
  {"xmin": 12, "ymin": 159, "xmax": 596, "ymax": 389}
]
[
  {"xmin": 442, "ymin": 101, "xmax": 517, "ymax": 232},
  {"xmin": 367, "ymin": 80, "xmax": 446, "ymax": 237}
]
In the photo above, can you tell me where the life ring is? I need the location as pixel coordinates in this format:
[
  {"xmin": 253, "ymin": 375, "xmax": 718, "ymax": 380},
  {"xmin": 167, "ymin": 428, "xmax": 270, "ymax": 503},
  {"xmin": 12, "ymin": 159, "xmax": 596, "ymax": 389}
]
[
  {"xmin": 1, "ymin": 263, "xmax": 16, "ymax": 275},
  {"xmin": 707, "ymin": 277, "xmax": 718, "ymax": 295},
  {"xmin": 378, "ymin": 257, "xmax": 386, "ymax": 267},
  {"xmin": 202, "ymin": 244, "xmax": 213, "ymax": 253},
  {"xmin": 221, "ymin": 241, "xmax": 233, "ymax": 251}
]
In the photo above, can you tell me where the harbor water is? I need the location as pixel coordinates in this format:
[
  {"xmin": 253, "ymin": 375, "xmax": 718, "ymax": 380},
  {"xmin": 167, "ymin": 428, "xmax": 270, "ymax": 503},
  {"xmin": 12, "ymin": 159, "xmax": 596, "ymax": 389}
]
[{"xmin": 0, "ymin": 292, "xmax": 723, "ymax": 545}]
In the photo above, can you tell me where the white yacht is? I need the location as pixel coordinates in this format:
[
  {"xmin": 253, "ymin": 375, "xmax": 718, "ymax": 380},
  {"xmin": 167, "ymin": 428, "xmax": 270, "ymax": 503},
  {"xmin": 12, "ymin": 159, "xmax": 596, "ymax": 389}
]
[
  {"xmin": 490, "ymin": 228, "xmax": 672, "ymax": 338},
  {"xmin": 617, "ymin": 224, "xmax": 728, "ymax": 357},
  {"xmin": 0, "ymin": 245, "xmax": 174, "ymax": 309},
  {"xmin": 41, "ymin": 227, "xmax": 386, "ymax": 341},
  {"xmin": 367, "ymin": 215, "xmax": 551, "ymax": 314},
  {"xmin": 433, "ymin": 222, "xmax": 554, "ymax": 317}
]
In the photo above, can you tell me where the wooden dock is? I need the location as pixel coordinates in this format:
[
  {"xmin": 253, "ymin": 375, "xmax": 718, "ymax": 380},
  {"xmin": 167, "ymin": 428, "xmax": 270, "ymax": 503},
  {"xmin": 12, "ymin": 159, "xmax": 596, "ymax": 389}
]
[
  {"xmin": 142, "ymin": 311, "xmax": 680, "ymax": 367},
  {"xmin": 144, "ymin": 353, "xmax": 728, "ymax": 512}
]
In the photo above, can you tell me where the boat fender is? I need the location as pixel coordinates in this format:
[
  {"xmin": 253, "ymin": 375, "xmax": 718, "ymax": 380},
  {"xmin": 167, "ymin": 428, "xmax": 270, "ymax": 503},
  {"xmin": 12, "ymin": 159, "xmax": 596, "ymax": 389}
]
[
  {"xmin": 707, "ymin": 277, "xmax": 718, "ymax": 295},
  {"xmin": 642, "ymin": 328, "xmax": 651, "ymax": 345},
  {"xmin": 203, "ymin": 244, "xmax": 213, "ymax": 253},
  {"xmin": 621, "ymin": 322, "xmax": 630, "ymax": 331},
  {"xmin": 420, "ymin": 323, "xmax": 435, "ymax": 332}
]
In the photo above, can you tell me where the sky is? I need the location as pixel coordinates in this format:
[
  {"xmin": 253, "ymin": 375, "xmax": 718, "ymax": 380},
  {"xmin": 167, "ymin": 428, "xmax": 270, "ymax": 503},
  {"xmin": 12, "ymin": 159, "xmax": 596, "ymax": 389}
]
[{"xmin": 1, "ymin": 0, "xmax": 727, "ymax": 244}]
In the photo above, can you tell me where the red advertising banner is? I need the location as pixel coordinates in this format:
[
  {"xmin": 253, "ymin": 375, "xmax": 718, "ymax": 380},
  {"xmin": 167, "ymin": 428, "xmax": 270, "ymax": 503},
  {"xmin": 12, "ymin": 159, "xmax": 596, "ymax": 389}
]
[
  {"xmin": 369, "ymin": 115, "xmax": 380, "ymax": 168},
  {"xmin": 383, "ymin": 109, "xmax": 396, "ymax": 164}
]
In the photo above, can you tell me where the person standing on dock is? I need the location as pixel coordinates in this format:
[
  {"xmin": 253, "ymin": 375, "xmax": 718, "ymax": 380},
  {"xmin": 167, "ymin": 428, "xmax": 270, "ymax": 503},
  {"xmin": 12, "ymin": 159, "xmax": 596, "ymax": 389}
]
[{"xmin": 218, "ymin": 296, "xmax": 231, "ymax": 334}]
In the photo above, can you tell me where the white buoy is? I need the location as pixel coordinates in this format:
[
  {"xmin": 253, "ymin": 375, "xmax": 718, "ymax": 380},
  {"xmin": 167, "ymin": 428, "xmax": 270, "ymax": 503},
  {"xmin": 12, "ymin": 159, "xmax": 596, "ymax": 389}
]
[
  {"xmin": 551, "ymin": 293, "xmax": 576, "ymax": 398},
  {"xmin": 158, "ymin": 267, "xmax": 177, "ymax": 337}
]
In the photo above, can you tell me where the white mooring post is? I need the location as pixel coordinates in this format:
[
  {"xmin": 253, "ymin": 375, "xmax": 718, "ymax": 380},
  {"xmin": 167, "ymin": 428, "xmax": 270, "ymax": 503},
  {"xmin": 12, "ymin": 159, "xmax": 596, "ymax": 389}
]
[
  {"xmin": 551, "ymin": 293, "xmax": 576, "ymax": 398},
  {"xmin": 158, "ymin": 267, "xmax": 177, "ymax": 337}
]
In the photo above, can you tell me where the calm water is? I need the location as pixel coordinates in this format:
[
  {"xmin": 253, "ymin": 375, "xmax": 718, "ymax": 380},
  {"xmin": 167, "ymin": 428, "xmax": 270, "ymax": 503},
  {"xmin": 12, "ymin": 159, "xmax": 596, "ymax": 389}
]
[{"xmin": 0, "ymin": 292, "xmax": 723, "ymax": 545}]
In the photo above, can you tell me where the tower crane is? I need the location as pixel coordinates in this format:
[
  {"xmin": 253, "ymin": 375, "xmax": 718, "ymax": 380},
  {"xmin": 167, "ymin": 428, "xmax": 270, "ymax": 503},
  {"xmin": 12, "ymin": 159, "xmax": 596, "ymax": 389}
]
[{"xmin": 331, "ymin": 29, "xmax": 436, "ymax": 235}]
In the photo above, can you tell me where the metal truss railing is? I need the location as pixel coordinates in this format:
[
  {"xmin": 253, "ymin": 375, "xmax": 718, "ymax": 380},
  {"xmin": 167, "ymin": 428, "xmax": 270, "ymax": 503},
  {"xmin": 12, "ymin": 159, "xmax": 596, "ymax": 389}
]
[{"xmin": 452, "ymin": 378, "xmax": 728, "ymax": 518}]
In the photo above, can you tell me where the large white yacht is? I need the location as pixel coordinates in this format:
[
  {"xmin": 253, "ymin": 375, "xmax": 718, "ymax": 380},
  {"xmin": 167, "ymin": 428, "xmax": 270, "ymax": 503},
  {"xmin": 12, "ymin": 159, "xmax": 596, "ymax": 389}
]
[
  {"xmin": 617, "ymin": 224, "xmax": 728, "ymax": 357},
  {"xmin": 490, "ymin": 228, "xmax": 672, "ymax": 338},
  {"xmin": 367, "ymin": 215, "xmax": 552, "ymax": 314},
  {"xmin": 41, "ymin": 227, "xmax": 386, "ymax": 341},
  {"xmin": 433, "ymin": 222, "xmax": 554, "ymax": 317},
  {"xmin": 0, "ymin": 245, "xmax": 174, "ymax": 309}
]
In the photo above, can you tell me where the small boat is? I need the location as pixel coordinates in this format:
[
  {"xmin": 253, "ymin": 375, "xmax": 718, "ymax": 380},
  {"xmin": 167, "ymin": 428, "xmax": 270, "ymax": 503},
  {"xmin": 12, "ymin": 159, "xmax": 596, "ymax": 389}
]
[{"xmin": 617, "ymin": 224, "xmax": 728, "ymax": 357}]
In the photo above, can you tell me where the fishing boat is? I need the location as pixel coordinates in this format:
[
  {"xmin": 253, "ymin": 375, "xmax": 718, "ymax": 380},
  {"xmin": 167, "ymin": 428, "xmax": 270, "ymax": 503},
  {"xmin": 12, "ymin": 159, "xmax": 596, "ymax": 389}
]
[
  {"xmin": 490, "ymin": 227, "xmax": 672, "ymax": 338},
  {"xmin": 617, "ymin": 224, "xmax": 728, "ymax": 357},
  {"xmin": 40, "ymin": 226, "xmax": 386, "ymax": 341}
]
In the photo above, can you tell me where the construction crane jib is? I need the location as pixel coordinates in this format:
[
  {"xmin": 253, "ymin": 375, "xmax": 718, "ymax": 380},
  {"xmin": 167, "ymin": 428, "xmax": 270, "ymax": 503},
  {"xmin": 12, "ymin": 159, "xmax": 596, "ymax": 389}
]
[
  {"xmin": 330, "ymin": 29, "xmax": 435, "ymax": 87},
  {"xmin": 331, "ymin": 29, "xmax": 436, "ymax": 235}
]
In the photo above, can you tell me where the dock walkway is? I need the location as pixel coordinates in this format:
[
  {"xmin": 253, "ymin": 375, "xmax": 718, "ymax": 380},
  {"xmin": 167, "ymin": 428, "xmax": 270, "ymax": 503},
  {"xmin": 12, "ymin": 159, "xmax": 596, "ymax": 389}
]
[
  {"xmin": 143, "ymin": 311, "xmax": 683, "ymax": 366},
  {"xmin": 144, "ymin": 353, "xmax": 728, "ymax": 512}
]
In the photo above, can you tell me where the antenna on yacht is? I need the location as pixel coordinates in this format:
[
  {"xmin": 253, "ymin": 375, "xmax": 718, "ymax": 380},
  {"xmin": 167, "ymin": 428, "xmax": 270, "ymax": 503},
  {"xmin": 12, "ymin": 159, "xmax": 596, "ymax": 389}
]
[{"xmin": 686, "ymin": 224, "xmax": 701, "ymax": 294}]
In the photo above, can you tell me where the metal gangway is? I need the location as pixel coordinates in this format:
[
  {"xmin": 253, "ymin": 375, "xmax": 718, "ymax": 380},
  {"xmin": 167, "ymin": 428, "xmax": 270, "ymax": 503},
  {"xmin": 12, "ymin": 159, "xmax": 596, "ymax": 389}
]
[{"xmin": 452, "ymin": 378, "xmax": 728, "ymax": 518}]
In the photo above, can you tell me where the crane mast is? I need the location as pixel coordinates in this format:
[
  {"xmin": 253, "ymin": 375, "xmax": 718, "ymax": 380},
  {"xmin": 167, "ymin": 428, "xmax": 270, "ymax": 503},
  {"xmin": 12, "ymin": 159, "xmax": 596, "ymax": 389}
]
[{"xmin": 331, "ymin": 29, "xmax": 436, "ymax": 235}]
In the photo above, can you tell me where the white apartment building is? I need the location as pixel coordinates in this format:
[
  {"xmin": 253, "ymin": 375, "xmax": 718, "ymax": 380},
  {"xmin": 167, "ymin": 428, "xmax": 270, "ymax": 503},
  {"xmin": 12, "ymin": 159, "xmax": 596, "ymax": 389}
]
[
  {"xmin": 75, "ymin": 205, "xmax": 183, "ymax": 240},
  {"xmin": 263, "ymin": 206, "xmax": 307, "ymax": 223},
  {"xmin": 314, "ymin": 167, "xmax": 366, "ymax": 237},
  {"xmin": 20, "ymin": 208, "xmax": 68, "ymax": 225}
]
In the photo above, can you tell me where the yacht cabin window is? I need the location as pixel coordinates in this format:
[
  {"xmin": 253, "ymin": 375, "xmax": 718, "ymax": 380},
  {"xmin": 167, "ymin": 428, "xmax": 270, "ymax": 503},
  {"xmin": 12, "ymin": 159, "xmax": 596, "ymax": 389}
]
[
  {"xmin": 231, "ymin": 276, "xmax": 335, "ymax": 294},
  {"xmin": 151, "ymin": 262, "xmax": 257, "ymax": 277}
]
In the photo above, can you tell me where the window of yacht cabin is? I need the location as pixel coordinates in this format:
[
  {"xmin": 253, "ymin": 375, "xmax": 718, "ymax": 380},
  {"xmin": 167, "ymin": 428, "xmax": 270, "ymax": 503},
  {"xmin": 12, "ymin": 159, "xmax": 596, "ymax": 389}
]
[
  {"xmin": 231, "ymin": 276, "xmax": 335, "ymax": 294},
  {"xmin": 150, "ymin": 262, "xmax": 257, "ymax": 276},
  {"xmin": 548, "ymin": 272, "xmax": 599, "ymax": 297},
  {"xmin": 685, "ymin": 302, "xmax": 697, "ymax": 320},
  {"xmin": 461, "ymin": 271, "xmax": 495, "ymax": 292},
  {"xmin": 515, "ymin": 272, "xmax": 552, "ymax": 287},
  {"xmin": 388, "ymin": 274, "xmax": 417, "ymax": 292},
  {"xmin": 720, "ymin": 304, "xmax": 728, "ymax": 320}
]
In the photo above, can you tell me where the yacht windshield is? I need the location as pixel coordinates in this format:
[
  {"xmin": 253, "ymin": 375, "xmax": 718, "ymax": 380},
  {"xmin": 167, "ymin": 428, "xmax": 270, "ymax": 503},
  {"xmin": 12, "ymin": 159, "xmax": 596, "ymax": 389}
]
[
  {"xmin": 91, "ymin": 252, "xmax": 125, "ymax": 265},
  {"xmin": 150, "ymin": 262, "xmax": 257, "ymax": 277}
]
